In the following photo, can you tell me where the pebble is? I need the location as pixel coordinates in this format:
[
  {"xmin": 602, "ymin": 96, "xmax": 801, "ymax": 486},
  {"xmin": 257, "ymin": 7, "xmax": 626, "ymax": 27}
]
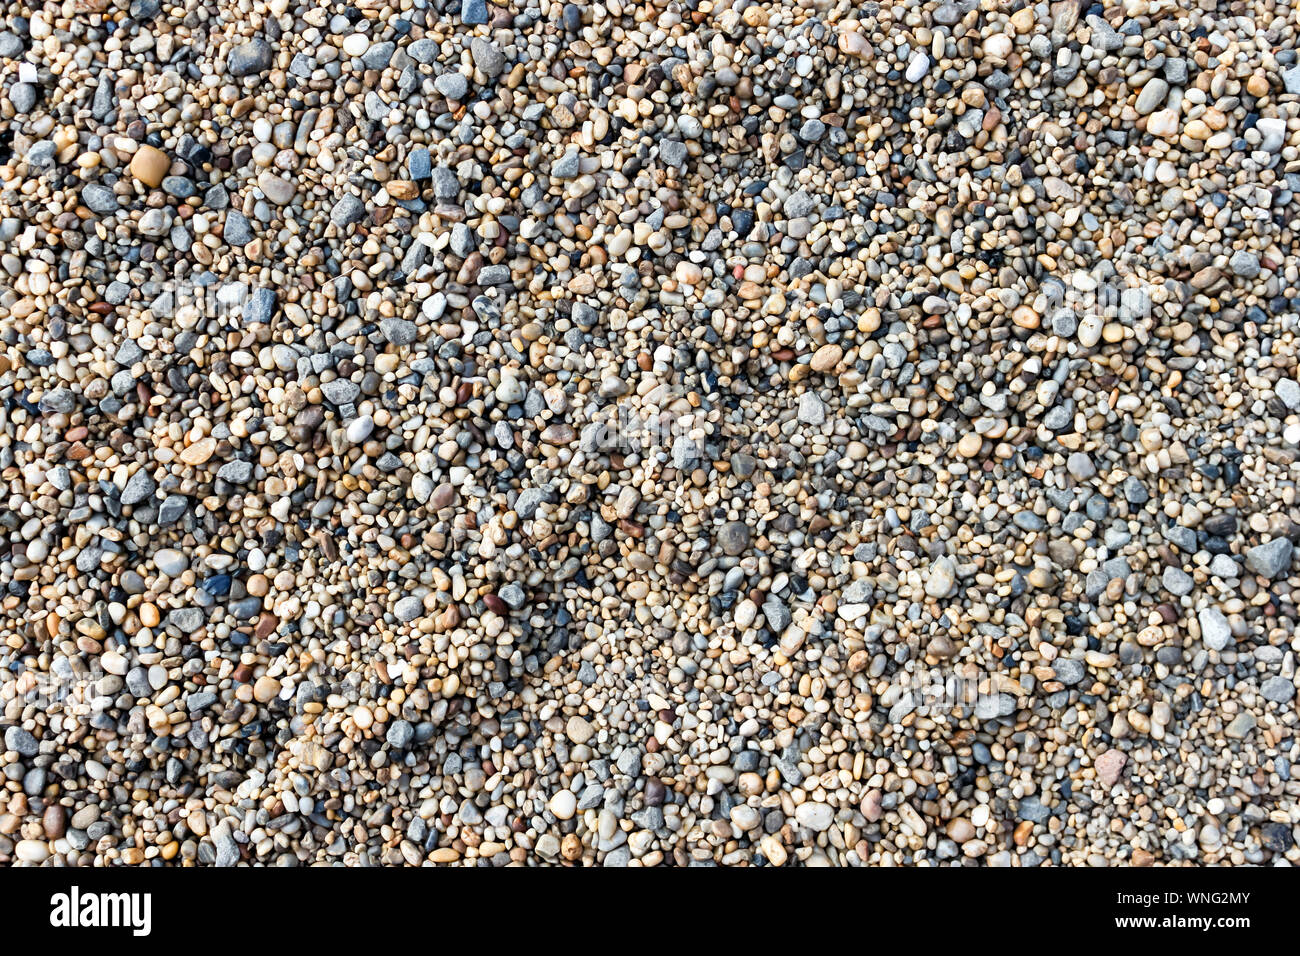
[
  {"xmin": 129, "ymin": 144, "xmax": 170, "ymax": 188},
  {"xmin": 1229, "ymin": 250, "xmax": 1261, "ymax": 279},
  {"xmin": 794, "ymin": 802, "xmax": 835, "ymax": 832},
  {"xmin": 548, "ymin": 790, "xmax": 577, "ymax": 821},
  {"xmin": 1135, "ymin": 78, "xmax": 1169, "ymax": 115},
  {"xmin": 257, "ymin": 170, "xmax": 295, "ymax": 205},
  {"xmin": 1198, "ymin": 607, "xmax": 1233, "ymax": 652},
  {"xmin": 1162, "ymin": 567, "xmax": 1194, "ymax": 596},
  {"xmin": 924, "ymin": 557, "xmax": 957, "ymax": 599},
  {"xmin": 717, "ymin": 521, "xmax": 751, "ymax": 557},
  {"xmin": 469, "ymin": 38, "xmax": 504, "ymax": 77},
  {"xmin": 797, "ymin": 393, "xmax": 825, "ymax": 425},
  {"xmin": 5, "ymin": 726, "xmax": 38, "ymax": 757},
  {"xmin": 393, "ymin": 595, "xmax": 423, "ymax": 623},
  {"xmin": 433, "ymin": 72, "xmax": 467, "ymax": 101},
  {"xmin": 1245, "ymin": 538, "xmax": 1293, "ymax": 579},
  {"xmin": 566, "ymin": 715, "xmax": 594, "ymax": 745},
  {"xmin": 1261, "ymin": 676, "xmax": 1296, "ymax": 705},
  {"xmin": 81, "ymin": 184, "xmax": 119, "ymax": 214},
  {"xmin": 1096, "ymin": 749, "xmax": 1127, "ymax": 788},
  {"xmin": 228, "ymin": 38, "xmax": 273, "ymax": 77},
  {"xmin": 904, "ymin": 51, "xmax": 930, "ymax": 83},
  {"xmin": 1284, "ymin": 65, "xmax": 1300, "ymax": 96}
]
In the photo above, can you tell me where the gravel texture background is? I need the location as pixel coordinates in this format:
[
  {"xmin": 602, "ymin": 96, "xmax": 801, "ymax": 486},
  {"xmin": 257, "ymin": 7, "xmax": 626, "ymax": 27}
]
[{"xmin": 1, "ymin": 0, "xmax": 1299, "ymax": 866}]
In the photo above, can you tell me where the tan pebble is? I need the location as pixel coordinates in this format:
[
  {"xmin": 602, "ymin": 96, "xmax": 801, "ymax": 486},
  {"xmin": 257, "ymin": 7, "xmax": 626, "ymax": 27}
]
[
  {"xmin": 1011, "ymin": 305, "xmax": 1039, "ymax": 329},
  {"xmin": 810, "ymin": 344, "xmax": 843, "ymax": 372},
  {"xmin": 252, "ymin": 676, "xmax": 281, "ymax": 703},
  {"xmin": 548, "ymin": 789, "xmax": 577, "ymax": 820},
  {"xmin": 565, "ymin": 714, "xmax": 594, "ymax": 745},
  {"xmin": 560, "ymin": 833, "xmax": 582, "ymax": 860},
  {"xmin": 129, "ymin": 145, "xmax": 170, "ymax": 187},
  {"xmin": 1146, "ymin": 109, "xmax": 1180, "ymax": 138},
  {"xmin": 861, "ymin": 789, "xmax": 883, "ymax": 822},
  {"xmin": 956, "ymin": 432, "xmax": 983, "ymax": 457},
  {"xmin": 180, "ymin": 437, "xmax": 217, "ymax": 465},
  {"xmin": 759, "ymin": 834, "xmax": 787, "ymax": 866}
]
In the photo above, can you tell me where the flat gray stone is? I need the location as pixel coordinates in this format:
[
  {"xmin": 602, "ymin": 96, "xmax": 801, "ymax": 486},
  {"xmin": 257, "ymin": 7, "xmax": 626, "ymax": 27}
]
[
  {"xmin": 1261, "ymin": 676, "xmax": 1295, "ymax": 704},
  {"xmin": 330, "ymin": 194, "xmax": 365, "ymax": 228},
  {"xmin": 1277, "ymin": 378, "xmax": 1300, "ymax": 410},
  {"xmin": 762, "ymin": 597, "xmax": 792, "ymax": 633},
  {"xmin": 4, "ymin": 726, "xmax": 38, "ymax": 757},
  {"xmin": 1229, "ymin": 249, "xmax": 1260, "ymax": 278},
  {"xmin": 217, "ymin": 460, "xmax": 253, "ymax": 484},
  {"xmin": 380, "ymin": 316, "xmax": 417, "ymax": 346},
  {"xmin": 1245, "ymin": 538, "xmax": 1292, "ymax": 579},
  {"xmin": 120, "ymin": 469, "xmax": 156, "ymax": 505},
  {"xmin": 224, "ymin": 209, "xmax": 254, "ymax": 244},
  {"xmin": 82, "ymin": 184, "xmax": 119, "ymax": 214},
  {"xmin": 797, "ymin": 392, "xmax": 825, "ymax": 425},
  {"xmin": 394, "ymin": 595, "xmax": 423, "ymax": 622},
  {"xmin": 1284, "ymin": 64, "xmax": 1300, "ymax": 96},
  {"xmin": 158, "ymin": 495, "xmax": 188, "ymax": 526},
  {"xmin": 660, "ymin": 139, "xmax": 688, "ymax": 167},
  {"xmin": 1224, "ymin": 711, "xmax": 1256, "ymax": 740},
  {"xmin": 321, "ymin": 379, "xmax": 360, "ymax": 405},
  {"xmin": 514, "ymin": 485, "xmax": 554, "ymax": 519},
  {"xmin": 386, "ymin": 720, "xmax": 414, "ymax": 748},
  {"xmin": 434, "ymin": 72, "xmax": 468, "ymax": 100},
  {"xmin": 470, "ymin": 38, "xmax": 505, "ymax": 77},
  {"xmin": 242, "ymin": 287, "xmax": 276, "ymax": 325}
]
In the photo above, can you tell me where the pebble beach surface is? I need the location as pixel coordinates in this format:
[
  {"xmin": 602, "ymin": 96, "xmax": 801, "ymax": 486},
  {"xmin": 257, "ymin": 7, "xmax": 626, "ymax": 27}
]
[{"xmin": 2, "ymin": 0, "xmax": 1300, "ymax": 867}]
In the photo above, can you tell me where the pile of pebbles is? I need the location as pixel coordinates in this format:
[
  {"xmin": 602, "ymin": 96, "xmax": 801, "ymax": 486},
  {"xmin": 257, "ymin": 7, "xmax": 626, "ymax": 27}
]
[{"xmin": 2, "ymin": 0, "xmax": 1299, "ymax": 867}]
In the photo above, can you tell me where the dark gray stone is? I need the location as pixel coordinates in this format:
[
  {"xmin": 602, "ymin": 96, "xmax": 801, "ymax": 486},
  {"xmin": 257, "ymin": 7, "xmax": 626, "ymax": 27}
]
[
  {"xmin": 224, "ymin": 209, "xmax": 254, "ymax": 245},
  {"xmin": 158, "ymin": 495, "xmax": 189, "ymax": 526},
  {"xmin": 330, "ymin": 194, "xmax": 365, "ymax": 228},
  {"xmin": 121, "ymin": 469, "xmax": 156, "ymax": 506},
  {"xmin": 228, "ymin": 38, "xmax": 273, "ymax": 77},
  {"xmin": 242, "ymin": 287, "xmax": 276, "ymax": 325}
]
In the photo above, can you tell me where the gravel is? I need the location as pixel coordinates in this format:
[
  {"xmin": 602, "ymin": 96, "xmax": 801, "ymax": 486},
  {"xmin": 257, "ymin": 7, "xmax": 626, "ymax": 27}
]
[{"xmin": 1, "ymin": 0, "xmax": 1298, "ymax": 872}]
